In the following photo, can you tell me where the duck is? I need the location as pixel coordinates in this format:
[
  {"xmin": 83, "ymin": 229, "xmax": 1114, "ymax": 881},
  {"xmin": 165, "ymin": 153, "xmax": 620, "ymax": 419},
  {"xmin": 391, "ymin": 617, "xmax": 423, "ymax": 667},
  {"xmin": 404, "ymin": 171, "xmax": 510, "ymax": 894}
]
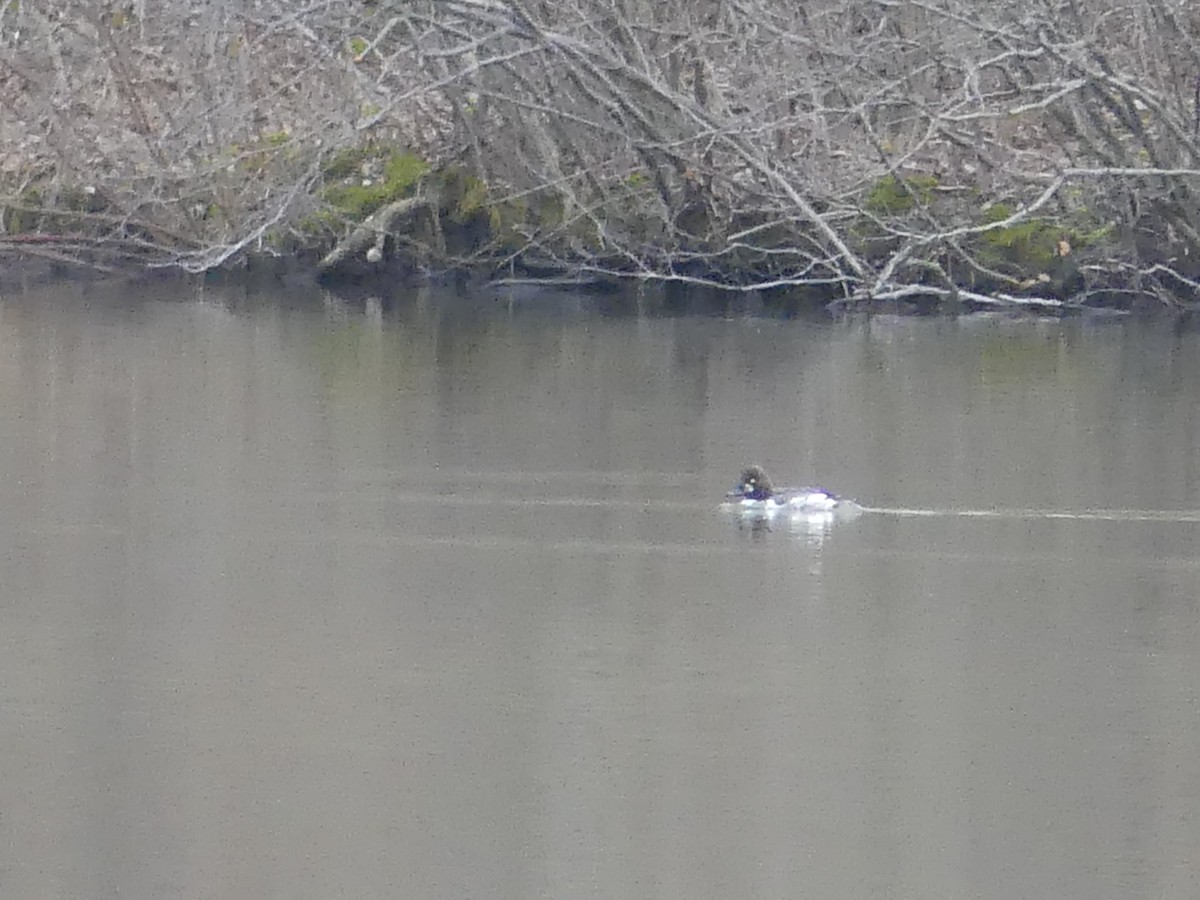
[{"xmin": 723, "ymin": 464, "xmax": 849, "ymax": 514}]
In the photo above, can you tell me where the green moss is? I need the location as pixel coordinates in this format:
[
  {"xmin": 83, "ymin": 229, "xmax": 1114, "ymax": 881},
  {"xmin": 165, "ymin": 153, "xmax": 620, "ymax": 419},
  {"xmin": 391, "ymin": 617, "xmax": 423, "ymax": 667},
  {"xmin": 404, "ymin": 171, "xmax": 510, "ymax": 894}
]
[
  {"xmin": 866, "ymin": 174, "xmax": 939, "ymax": 214},
  {"xmin": 109, "ymin": 6, "xmax": 134, "ymax": 28},
  {"xmin": 321, "ymin": 143, "xmax": 417, "ymax": 181},
  {"xmin": 627, "ymin": 171, "xmax": 650, "ymax": 190},
  {"xmin": 982, "ymin": 203, "xmax": 1015, "ymax": 224},
  {"xmin": 455, "ymin": 182, "xmax": 600, "ymax": 255},
  {"xmin": 383, "ymin": 153, "xmax": 428, "ymax": 192},
  {"xmin": 436, "ymin": 166, "xmax": 488, "ymax": 225},
  {"xmin": 322, "ymin": 146, "xmax": 370, "ymax": 180},
  {"xmin": 262, "ymin": 130, "xmax": 291, "ymax": 147},
  {"xmin": 3, "ymin": 187, "xmax": 41, "ymax": 233},
  {"xmin": 456, "ymin": 176, "xmax": 487, "ymax": 219},
  {"xmin": 322, "ymin": 149, "xmax": 429, "ymax": 221},
  {"xmin": 977, "ymin": 203, "xmax": 1060, "ymax": 269},
  {"xmin": 488, "ymin": 198, "xmax": 531, "ymax": 251},
  {"xmin": 323, "ymin": 184, "xmax": 385, "ymax": 220},
  {"xmin": 296, "ymin": 209, "xmax": 343, "ymax": 238},
  {"xmin": 1075, "ymin": 222, "xmax": 1114, "ymax": 246},
  {"xmin": 348, "ymin": 36, "xmax": 368, "ymax": 57},
  {"xmin": 974, "ymin": 197, "xmax": 1116, "ymax": 277}
]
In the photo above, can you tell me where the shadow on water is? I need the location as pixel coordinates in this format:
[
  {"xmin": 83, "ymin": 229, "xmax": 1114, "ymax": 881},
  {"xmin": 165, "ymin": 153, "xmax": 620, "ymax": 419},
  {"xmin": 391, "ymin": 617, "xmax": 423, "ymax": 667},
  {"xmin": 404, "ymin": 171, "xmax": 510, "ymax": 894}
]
[{"xmin": 315, "ymin": 275, "xmax": 850, "ymax": 322}]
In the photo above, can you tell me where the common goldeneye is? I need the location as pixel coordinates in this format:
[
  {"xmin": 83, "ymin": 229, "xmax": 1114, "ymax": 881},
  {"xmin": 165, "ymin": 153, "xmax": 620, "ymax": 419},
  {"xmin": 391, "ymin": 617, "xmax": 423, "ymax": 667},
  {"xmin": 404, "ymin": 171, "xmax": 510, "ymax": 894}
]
[{"xmin": 723, "ymin": 465, "xmax": 850, "ymax": 514}]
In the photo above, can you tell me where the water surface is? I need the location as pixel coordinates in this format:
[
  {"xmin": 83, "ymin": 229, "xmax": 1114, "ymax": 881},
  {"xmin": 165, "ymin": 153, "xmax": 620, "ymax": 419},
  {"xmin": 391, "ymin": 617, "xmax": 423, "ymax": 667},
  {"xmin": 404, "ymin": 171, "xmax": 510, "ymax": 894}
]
[{"xmin": 1, "ymin": 279, "xmax": 1197, "ymax": 899}]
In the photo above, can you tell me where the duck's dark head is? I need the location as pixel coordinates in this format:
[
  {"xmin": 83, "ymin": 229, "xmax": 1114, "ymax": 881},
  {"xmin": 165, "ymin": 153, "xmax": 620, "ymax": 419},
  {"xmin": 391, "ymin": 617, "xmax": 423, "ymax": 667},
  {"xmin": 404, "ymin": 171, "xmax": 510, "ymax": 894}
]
[{"xmin": 730, "ymin": 464, "xmax": 774, "ymax": 502}]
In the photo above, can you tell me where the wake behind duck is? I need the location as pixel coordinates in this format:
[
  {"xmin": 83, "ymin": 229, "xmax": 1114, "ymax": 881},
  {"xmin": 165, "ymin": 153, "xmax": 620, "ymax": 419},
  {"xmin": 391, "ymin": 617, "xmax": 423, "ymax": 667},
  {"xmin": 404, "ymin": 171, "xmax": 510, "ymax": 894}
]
[{"xmin": 723, "ymin": 466, "xmax": 1200, "ymax": 529}]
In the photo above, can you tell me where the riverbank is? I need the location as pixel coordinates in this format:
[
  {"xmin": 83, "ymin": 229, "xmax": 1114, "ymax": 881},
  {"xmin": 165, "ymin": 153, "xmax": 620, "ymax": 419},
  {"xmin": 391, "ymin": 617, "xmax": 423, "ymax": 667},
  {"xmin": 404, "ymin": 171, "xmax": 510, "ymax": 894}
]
[
  {"xmin": 0, "ymin": 154, "xmax": 1164, "ymax": 316},
  {"xmin": 4, "ymin": 1, "xmax": 1200, "ymax": 312}
]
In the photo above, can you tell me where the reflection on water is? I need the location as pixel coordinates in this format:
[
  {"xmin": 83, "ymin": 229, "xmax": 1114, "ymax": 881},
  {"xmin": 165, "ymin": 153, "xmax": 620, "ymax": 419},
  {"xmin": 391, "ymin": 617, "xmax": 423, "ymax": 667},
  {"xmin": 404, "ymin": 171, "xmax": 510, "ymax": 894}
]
[
  {"xmin": 720, "ymin": 504, "xmax": 864, "ymax": 545},
  {"xmin": 0, "ymin": 277, "xmax": 1198, "ymax": 900}
]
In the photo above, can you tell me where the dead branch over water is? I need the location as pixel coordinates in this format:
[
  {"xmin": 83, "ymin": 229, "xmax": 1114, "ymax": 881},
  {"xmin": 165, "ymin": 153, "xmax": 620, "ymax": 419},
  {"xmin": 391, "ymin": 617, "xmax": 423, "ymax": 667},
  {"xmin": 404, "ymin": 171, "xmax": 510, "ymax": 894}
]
[{"xmin": 4, "ymin": 0, "xmax": 1200, "ymax": 308}]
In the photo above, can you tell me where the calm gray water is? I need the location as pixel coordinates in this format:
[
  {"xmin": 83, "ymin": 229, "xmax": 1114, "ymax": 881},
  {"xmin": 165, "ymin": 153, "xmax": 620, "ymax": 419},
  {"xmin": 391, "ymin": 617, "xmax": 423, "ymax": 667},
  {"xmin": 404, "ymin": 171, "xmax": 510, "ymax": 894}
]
[{"xmin": 1, "ymin": 278, "xmax": 1198, "ymax": 899}]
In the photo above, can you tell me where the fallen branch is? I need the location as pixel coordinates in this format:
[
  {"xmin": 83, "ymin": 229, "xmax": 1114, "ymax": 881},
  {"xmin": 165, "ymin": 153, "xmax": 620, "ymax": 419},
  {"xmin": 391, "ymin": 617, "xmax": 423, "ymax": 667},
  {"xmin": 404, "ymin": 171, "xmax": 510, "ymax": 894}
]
[{"xmin": 317, "ymin": 195, "xmax": 443, "ymax": 275}]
